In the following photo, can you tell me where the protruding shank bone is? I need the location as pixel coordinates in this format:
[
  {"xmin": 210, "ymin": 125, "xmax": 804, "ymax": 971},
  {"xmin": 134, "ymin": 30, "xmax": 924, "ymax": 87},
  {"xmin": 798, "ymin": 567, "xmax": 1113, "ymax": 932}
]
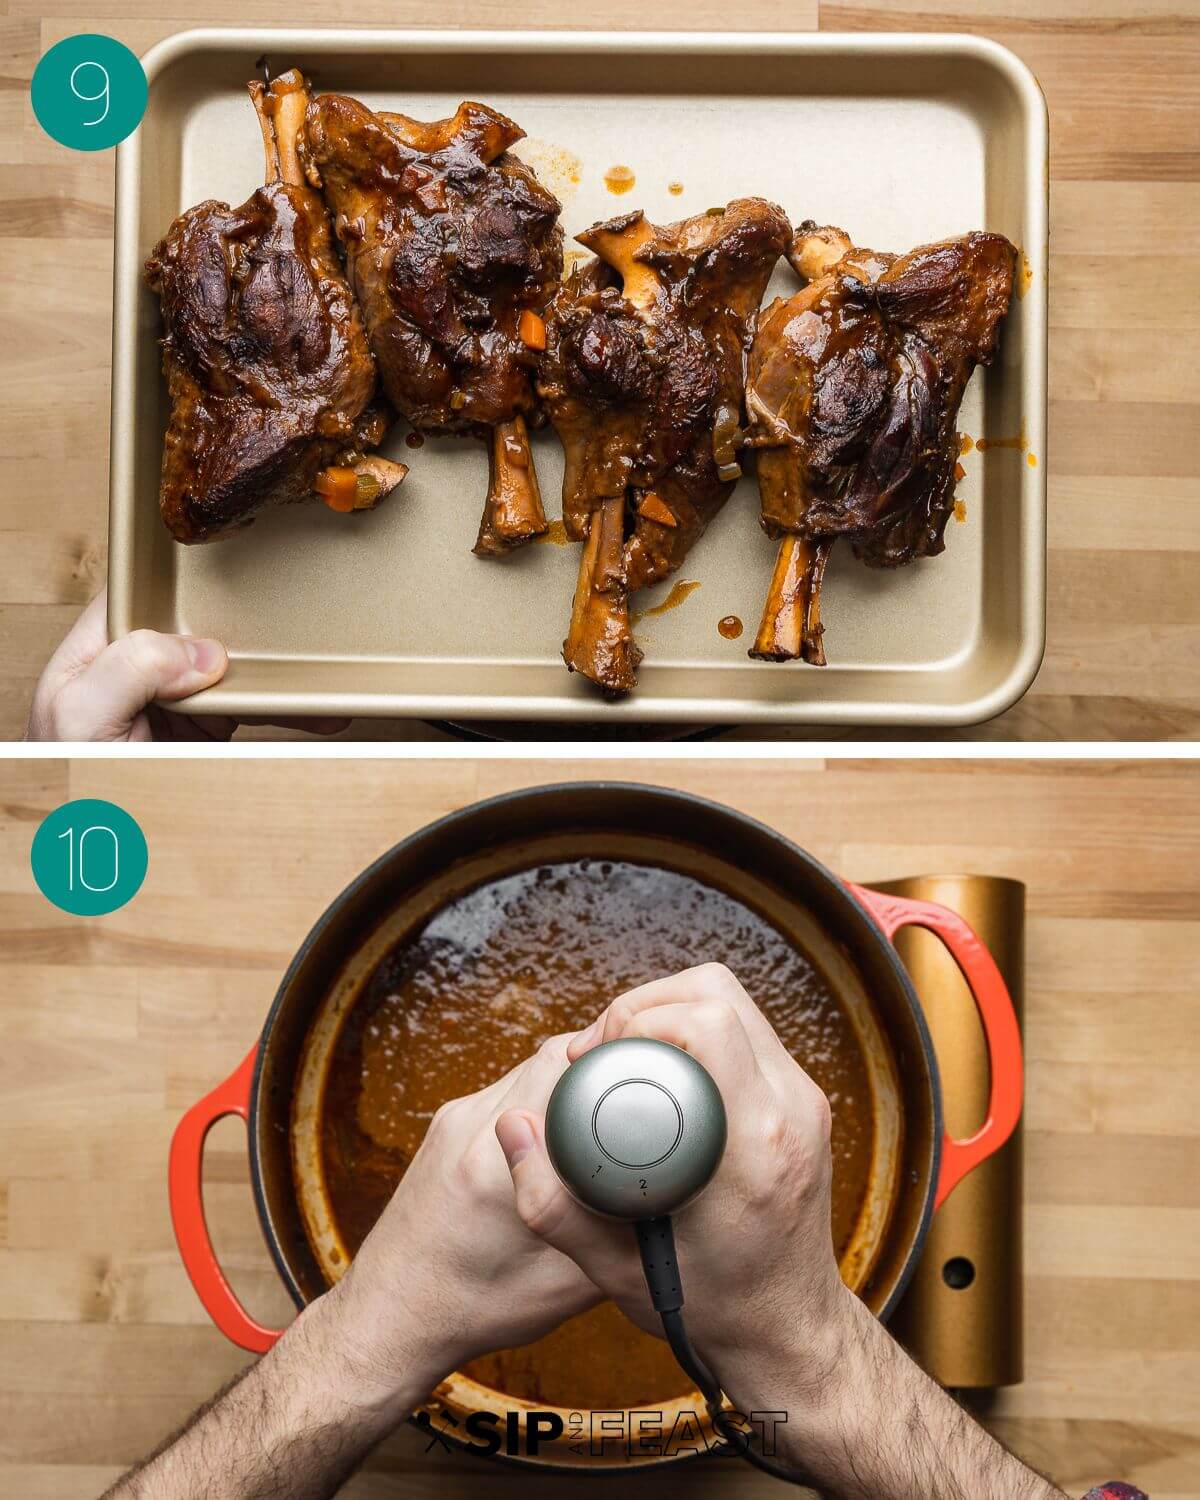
[
  {"xmin": 577, "ymin": 214, "xmax": 664, "ymax": 311},
  {"xmin": 563, "ymin": 496, "xmax": 641, "ymax": 693},
  {"xmin": 379, "ymin": 100, "xmax": 522, "ymax": 163},
  {"xmin": 248, "ymin": 69, "xmax": 309, "ymax": 188},
  {"xmin": 474, "ymin": 416, "xmax": 549, "ymax": 555},
  {"xmin": 750, "ymin": 533, "xmax": 830, "ymax": 667}
]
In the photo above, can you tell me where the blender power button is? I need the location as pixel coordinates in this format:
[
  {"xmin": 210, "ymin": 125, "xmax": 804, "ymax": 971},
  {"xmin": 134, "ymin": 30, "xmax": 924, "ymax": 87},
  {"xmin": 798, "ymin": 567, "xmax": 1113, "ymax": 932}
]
[{"xmin": 592, "ymin": 1080, "xmax": 684, "ymax": 1168}]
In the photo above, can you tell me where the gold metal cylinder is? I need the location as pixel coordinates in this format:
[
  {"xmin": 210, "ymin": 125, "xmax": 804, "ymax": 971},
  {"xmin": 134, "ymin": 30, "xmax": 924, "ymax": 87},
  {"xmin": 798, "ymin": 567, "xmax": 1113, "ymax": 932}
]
[{"xmin": 878, "ymin": 874, "xmax": 1025, "ymax": 1389}]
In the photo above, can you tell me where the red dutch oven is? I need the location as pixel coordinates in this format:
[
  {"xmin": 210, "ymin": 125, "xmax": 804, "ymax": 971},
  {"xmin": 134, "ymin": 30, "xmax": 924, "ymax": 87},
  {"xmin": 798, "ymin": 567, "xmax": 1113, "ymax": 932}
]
[{"xmin": 170, "ymin": 783, "xmax": 1022, "ymax": 1468}]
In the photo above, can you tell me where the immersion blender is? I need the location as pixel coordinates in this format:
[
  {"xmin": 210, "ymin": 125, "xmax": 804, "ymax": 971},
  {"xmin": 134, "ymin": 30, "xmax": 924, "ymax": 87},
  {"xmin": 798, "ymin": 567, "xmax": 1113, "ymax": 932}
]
[{"xmin": 544, "ymin": 1035, "xmax": 808, "ymax": 1484}]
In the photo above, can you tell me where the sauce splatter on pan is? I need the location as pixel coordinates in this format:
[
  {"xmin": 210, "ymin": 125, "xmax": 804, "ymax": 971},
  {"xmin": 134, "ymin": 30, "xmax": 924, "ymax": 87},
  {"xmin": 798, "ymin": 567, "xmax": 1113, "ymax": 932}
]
[
  {"xmin": 631, "ymin": 578, "xmax": 700, "ymax": 624},
  {"xmin": 513, "ymin": 140, "xmax": 583, "ymax": 201}
]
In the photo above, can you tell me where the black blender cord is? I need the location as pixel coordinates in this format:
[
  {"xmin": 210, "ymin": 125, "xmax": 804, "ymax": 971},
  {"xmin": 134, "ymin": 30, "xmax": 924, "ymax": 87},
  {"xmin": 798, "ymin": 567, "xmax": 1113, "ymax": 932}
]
[{"xmin": 634, "ymin": 1216, "xmax": 810, "ymax": 1486}]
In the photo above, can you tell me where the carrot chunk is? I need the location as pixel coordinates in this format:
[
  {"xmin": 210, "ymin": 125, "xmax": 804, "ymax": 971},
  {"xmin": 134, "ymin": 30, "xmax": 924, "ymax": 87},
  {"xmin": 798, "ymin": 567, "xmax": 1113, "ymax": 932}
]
[
  {"xmin": 314, "ymin": 466, "xmax": 360, "ymax": 512},
  {"xmin": 638, "ymin": 491, "xmax": 678, "ymax": 527},
  {"xmin": 518, "ymin": 309, "xmax": 547, "ymax": 351}
]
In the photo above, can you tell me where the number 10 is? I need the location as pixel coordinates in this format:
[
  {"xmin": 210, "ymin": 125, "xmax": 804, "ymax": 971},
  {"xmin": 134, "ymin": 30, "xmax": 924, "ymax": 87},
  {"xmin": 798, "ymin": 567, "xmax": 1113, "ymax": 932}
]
[{"xmin": 57, "ymin": 825, "xmax": 119, "ymax": 892}]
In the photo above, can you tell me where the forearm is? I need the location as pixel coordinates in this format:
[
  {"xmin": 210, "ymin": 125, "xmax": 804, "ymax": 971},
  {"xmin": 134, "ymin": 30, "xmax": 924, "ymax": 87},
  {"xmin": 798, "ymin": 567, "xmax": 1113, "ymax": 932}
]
[
  {"xmin": 721, "ymin": 1289, "xmax": 1066, "ymax": 1500},
  {"xmin": 103, "ymin": 1282, "xmax": 442, "ymax": 1500}
]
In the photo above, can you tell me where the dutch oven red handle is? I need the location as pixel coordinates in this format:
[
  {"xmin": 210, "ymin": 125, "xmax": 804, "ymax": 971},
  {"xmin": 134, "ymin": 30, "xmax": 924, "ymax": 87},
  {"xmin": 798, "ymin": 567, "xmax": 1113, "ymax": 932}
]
[
  {"xmin": 168, "ymin": 1045, "xmax": 285, "ymax": 1354},
  {"xmin": 848, "ymin": 884, "xmax": 1023, "ymax": 1211}
]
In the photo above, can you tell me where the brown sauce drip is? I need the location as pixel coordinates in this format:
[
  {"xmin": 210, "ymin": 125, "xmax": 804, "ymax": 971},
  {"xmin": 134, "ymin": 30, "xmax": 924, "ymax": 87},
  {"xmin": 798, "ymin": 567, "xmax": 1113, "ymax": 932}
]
[
  {"xmin": 631, "ymin": 578, "xmax": 700, "ymax": 625},
  {"xmin": 319, "ymin": 860, "xmax": 875, "ymax": 1411},
  {"xmin": 404, "ymin": 431, "xmax": 425, "ymax": 449},
  {"xmin": 718, "ymin": 614, "xmax": 744, "ymax": 639}
]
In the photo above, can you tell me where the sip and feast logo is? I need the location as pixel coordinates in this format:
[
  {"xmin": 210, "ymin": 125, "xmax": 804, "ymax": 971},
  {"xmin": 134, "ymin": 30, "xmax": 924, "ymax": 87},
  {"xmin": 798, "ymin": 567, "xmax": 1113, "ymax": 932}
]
[{"xmin": 414, "ymin": 1405, "xmax": 787, "ymax": 1461}]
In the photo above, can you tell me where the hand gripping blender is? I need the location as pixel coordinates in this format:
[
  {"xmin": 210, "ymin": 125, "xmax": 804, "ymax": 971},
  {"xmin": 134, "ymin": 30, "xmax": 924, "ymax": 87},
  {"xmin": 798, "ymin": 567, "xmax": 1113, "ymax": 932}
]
[{"xmin": 545, "ymin": 1036, "xmax": 805, "ymax": 1483}]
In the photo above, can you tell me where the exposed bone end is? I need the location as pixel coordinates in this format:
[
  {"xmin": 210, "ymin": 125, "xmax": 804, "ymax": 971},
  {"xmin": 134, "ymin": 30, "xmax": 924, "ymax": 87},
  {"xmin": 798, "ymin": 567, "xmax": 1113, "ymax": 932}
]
[
  {"xmin": 788, "ymin": 223, "xmax": 854, "ymax": 284},
  {"xmin": 789, "ymin": 222, "xmax": 894, "ymax": 288},
  {"xmin": 577, "ymin": 212, "xmax": 665, "ymax": 312},
  {"xmin": 749, "ymin": 534, "xmax": 831, "ymax": 666},
  {"xmin": 380, "ymin": 100, "xmax": 524, "ymax": 163},
  {"xmin": 315, "ymin": 457, "xmax": 408, "ymax": 513},
  {"xmin": 350, "ymin": 455, "xmax": 408, "ymax": 507},
  {"xmin": 269, "ymin": 71, "xmax": 309, "ymax": 188},
  {"xmin": 248, "ymin": 82, "xmax": 278, "ymax": 184},
  {"xmin": 474, "ymin": 416, "xmax": 549, "ymax": 556},
  {"xmin": 248, "ymin": 68, "xmax": 310, "ymax": 188},
  {"xmin": 562, "ymin": 497, "xmax": 642, "ymax": 694}
]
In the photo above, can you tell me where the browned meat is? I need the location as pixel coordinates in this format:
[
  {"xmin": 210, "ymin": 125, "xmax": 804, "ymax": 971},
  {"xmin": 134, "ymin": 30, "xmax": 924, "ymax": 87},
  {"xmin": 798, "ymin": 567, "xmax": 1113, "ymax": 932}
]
[
  {"xmin": 305, "ymin": 95, "xmax": 563, "ymax": 554},
  {"xmin": 145, "ymin": 70, "xmax": 406, "ymax": 545},
  {"xmin": 745, "ymin": 222, "xmax": 1015, "ymax": 664},
  {"xmin": 539, "ymin": 198, "xmax": 791, "ymax": 693}
]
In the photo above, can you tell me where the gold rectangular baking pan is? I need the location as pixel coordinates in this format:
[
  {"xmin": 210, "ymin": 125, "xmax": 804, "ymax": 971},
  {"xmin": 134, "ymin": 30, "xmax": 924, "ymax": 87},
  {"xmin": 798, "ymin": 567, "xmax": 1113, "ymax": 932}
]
[{"xmin": 109, "ymin": 29, "xmax": 1047, "ymax": 727}]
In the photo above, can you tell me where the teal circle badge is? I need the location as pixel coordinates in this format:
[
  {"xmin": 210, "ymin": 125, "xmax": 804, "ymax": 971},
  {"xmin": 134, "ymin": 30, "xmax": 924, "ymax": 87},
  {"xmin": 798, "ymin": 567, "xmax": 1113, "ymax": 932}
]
[
  {"xmin": 31, "ymin": 34, "xmax": 147, "ymax": 152},
  {"xmin": 31, "ymin": 799, "xmax": 149, "ymax": 916}
]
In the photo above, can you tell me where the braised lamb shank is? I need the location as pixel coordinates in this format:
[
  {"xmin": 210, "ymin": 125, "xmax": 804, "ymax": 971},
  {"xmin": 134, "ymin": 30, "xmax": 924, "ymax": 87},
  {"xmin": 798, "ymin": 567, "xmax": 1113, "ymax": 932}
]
[
  {"xmin": 745, "ymin": 223, "xmax": 1016, "ymax": 664},
  {"xmin": 540, "ymin": 198, "xmax": 791, "ymax": 693},
  {"xmin": 305, "ymin": 94, "xmax": 563, "ymax": 555},
  {"xmin": 145, "ymin": 70, "xmax": 406, "ymax": 544}
]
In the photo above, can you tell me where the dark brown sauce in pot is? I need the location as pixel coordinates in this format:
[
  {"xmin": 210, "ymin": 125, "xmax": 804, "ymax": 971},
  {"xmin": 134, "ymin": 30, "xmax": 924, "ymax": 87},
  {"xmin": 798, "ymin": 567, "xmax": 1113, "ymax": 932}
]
[{"xmin": 319, "ymin": 859, "xmax": 874, "ymax": 1408}]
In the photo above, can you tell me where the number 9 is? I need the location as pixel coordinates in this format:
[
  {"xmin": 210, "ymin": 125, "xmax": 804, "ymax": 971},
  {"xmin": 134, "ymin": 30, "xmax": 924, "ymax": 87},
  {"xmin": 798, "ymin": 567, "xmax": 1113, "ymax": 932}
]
[{"xmin": 69, "ymin": 60, "xmax": 110, "ymax": 127}]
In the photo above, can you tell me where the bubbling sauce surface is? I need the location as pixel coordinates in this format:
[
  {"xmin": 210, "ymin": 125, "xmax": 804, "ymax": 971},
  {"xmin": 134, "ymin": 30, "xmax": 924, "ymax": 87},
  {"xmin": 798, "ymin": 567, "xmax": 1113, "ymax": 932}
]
[{"xmin": 319, "ymin": 859, "xmax": 874, "ymax": 1408}]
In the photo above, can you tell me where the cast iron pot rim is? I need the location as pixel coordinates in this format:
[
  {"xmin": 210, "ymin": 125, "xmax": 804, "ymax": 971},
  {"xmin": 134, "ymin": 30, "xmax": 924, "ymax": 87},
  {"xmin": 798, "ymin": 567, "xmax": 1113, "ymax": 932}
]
[{"xmin": 245, "ymin": 781, "xmax": 944, "ymax": 1461}]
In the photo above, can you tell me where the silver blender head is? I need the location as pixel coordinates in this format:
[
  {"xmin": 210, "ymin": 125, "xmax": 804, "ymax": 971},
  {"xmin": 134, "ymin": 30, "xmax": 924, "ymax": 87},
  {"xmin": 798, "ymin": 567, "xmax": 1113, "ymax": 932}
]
[{"xmin": 545, "ymin": 1037, "xmax": 727, "ymax": 1219}]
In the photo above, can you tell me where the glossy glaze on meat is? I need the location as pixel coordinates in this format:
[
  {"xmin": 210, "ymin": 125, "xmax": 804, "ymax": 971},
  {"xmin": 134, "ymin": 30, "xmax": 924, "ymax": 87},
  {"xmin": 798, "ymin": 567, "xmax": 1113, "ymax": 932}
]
[
  {"xmin": 539, "ymin": 199, "xmax": 792, "ymax": 693},
  {"xmin": 305, "ymin": 95, "xmax": 563, "ymax": 552},
  {"xmin": 145, "ymin": 72, "xmax": 405, "ymax": 544},
  {"xmin": 745, "ymin": 223, "xmax": 1016, "ymax": 664}
]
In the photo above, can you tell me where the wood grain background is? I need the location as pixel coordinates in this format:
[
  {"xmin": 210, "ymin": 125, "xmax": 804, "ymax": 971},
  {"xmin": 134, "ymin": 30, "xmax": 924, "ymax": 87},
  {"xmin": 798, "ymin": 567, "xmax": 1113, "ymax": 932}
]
[
  {"xmin": 1, "ymin": 2, "xmax": 1198, "ymax": 741},
  {"xmin": 1, "ymin": 757, "xmax": 1197, "ymax": 1497}
]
